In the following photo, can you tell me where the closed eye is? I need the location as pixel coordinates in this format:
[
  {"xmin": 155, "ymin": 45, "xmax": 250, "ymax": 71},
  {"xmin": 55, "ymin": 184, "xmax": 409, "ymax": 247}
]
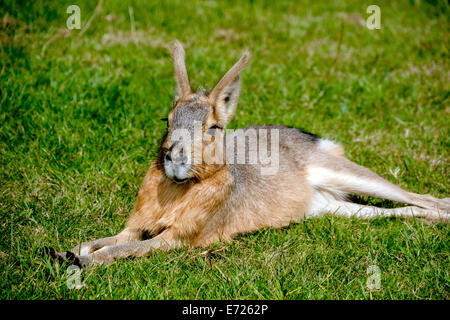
[{"xmin": 207, "ymin": 125, "xmax": 221, "ymax": 135}]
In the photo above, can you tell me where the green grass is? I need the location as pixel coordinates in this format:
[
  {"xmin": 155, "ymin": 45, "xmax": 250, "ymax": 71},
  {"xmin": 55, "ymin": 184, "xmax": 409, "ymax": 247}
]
[{"xmin": 1, "ymin": 0, "xmax": 449, "ymax": 299}]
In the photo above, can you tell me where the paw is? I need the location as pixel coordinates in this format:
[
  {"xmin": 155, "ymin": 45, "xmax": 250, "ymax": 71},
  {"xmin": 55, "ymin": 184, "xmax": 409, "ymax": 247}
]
[
  {"xmin": 43, "ymin": 246, "xmax": 94, "ymax": 267},
  {"xmin": 65, "ymin": 251, "xmax": 94, "ymax": 267},
  {"xmin": 42, "ymin": 246, "xmax": 67, "ymax": 264},
  {"xmin": 66, "ymin": 251, "xmax": 114, "ymax": 267}
]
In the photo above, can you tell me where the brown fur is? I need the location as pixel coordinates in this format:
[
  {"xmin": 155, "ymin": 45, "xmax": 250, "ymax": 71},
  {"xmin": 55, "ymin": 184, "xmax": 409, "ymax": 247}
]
[
  {"xmin": 127, "ymin": 139, "xmax": 312, "ymax": 248},
  {"xmin": 126, "ymin": 163, "xmax": 232, "ymax": 247}
]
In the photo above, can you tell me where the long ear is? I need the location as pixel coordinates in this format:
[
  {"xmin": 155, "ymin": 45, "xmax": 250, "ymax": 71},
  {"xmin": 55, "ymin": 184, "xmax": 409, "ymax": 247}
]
[
  {"xmin": 209, "ymin": 50, "xmax": 251, "ymax": 127},
  {"xmin": 170, "ymin": 40, "xmax": 191, "ymax": 100}
]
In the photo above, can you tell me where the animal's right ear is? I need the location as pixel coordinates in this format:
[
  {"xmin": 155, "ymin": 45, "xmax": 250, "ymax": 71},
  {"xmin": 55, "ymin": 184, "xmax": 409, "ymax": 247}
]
[{"xmin": 170, "ymin": 40, "xmax": 191, "ymax": 101}]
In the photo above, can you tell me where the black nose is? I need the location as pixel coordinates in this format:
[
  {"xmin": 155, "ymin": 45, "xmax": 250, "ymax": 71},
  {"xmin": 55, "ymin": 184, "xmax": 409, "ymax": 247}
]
[{"xmin": 165, "ymin": 145, "xmax": 189, "ymax": 165}]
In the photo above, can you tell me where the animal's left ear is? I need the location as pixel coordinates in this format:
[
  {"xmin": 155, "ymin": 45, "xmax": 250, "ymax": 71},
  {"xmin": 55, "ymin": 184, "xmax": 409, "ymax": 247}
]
[{"xmin": 209, "ymin": 51, "xmax": 250, "ymax": 127}]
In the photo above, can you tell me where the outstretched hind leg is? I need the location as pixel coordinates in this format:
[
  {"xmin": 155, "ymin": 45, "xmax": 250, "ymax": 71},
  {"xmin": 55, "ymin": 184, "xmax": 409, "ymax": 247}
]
[
  {"xmin": 306, "ymin": 154, "xmax": 450, "ymax": 212},
  {"xmin": 306, "ymin": 191, "xmax": 448, "ymax": 223}
]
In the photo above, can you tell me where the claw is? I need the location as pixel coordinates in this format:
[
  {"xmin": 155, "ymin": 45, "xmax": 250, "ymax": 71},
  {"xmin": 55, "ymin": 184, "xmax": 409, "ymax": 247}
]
[
  {"xmin": 42, "ymin": 246, "xmax": 69, "ymax": 264},
  {"xmin": 42, "ymin": 246, "xmax": 94, "ymax": 268},
  {"xmin": 64, "ymin": 250, "xmax": 90, "ymax": 268}
]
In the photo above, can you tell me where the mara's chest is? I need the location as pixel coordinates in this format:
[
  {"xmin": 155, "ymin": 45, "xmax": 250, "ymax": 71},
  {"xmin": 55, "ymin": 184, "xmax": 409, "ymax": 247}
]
[{"xmin": 126, "ymin": 165, "xmax": 232, "ymax": 246}]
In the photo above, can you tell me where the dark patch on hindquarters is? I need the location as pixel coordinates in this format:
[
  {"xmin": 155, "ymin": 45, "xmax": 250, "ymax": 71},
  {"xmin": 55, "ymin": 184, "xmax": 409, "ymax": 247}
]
[
  {"xmin": 278, "ymin": 125, "xmax": 321, "ymax": 142},
  {"xmin": 294, "ymin": 127, "xmax": 321, "ymax": 142}
]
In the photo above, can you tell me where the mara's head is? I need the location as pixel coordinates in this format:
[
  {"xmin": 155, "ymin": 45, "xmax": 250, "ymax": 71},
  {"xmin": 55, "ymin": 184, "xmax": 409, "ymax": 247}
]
[{"xmin": 159, "ymin": 40, "xmax": 251, "ymax": 184}]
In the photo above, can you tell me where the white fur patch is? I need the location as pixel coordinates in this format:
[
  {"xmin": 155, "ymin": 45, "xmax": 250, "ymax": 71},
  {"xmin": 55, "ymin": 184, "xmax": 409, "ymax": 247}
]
[
  {"xmin": 318, "ymin": 139, "xmax": 337, "ymax": 151},
  {"xmin": 305, "ymin": 167, "xmax": 408, "ymax": 204},
  {"xmin": 306, "ymin": 190, "xmax": 339, "ymax": 217},
  {"xmin": 317, "ymin": 139, "xmax": 344, "ymax": 156},
  {"xmin": 79, "ymin": 247, "xmax": 91, "ymax": 256}
]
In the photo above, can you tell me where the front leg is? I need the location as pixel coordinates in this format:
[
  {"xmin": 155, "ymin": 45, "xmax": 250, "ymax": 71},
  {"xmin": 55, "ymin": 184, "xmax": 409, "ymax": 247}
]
[
  {"xmin": 70, "ymin": 227, "xmax": 141, "ymax": 256},
  {"xmin": 47, "ymin": 227, "xmax": 142, "ymax": 264},
  {"xmin": 75, "ymin": 232, "xmax": 178, "ymax": 266}
]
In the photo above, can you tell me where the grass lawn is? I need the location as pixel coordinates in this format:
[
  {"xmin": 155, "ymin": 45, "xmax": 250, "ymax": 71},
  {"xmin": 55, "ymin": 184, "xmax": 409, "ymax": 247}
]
[{"xmin": 0, "ymin": 0, "xmax": 449, "ymax": 299}]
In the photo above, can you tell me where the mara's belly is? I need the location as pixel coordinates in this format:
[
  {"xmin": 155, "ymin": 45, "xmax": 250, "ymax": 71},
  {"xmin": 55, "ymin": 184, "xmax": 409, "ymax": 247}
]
[{"xmin": 194, "ymin": 171, "xmax": 313, "ymax": 247}]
